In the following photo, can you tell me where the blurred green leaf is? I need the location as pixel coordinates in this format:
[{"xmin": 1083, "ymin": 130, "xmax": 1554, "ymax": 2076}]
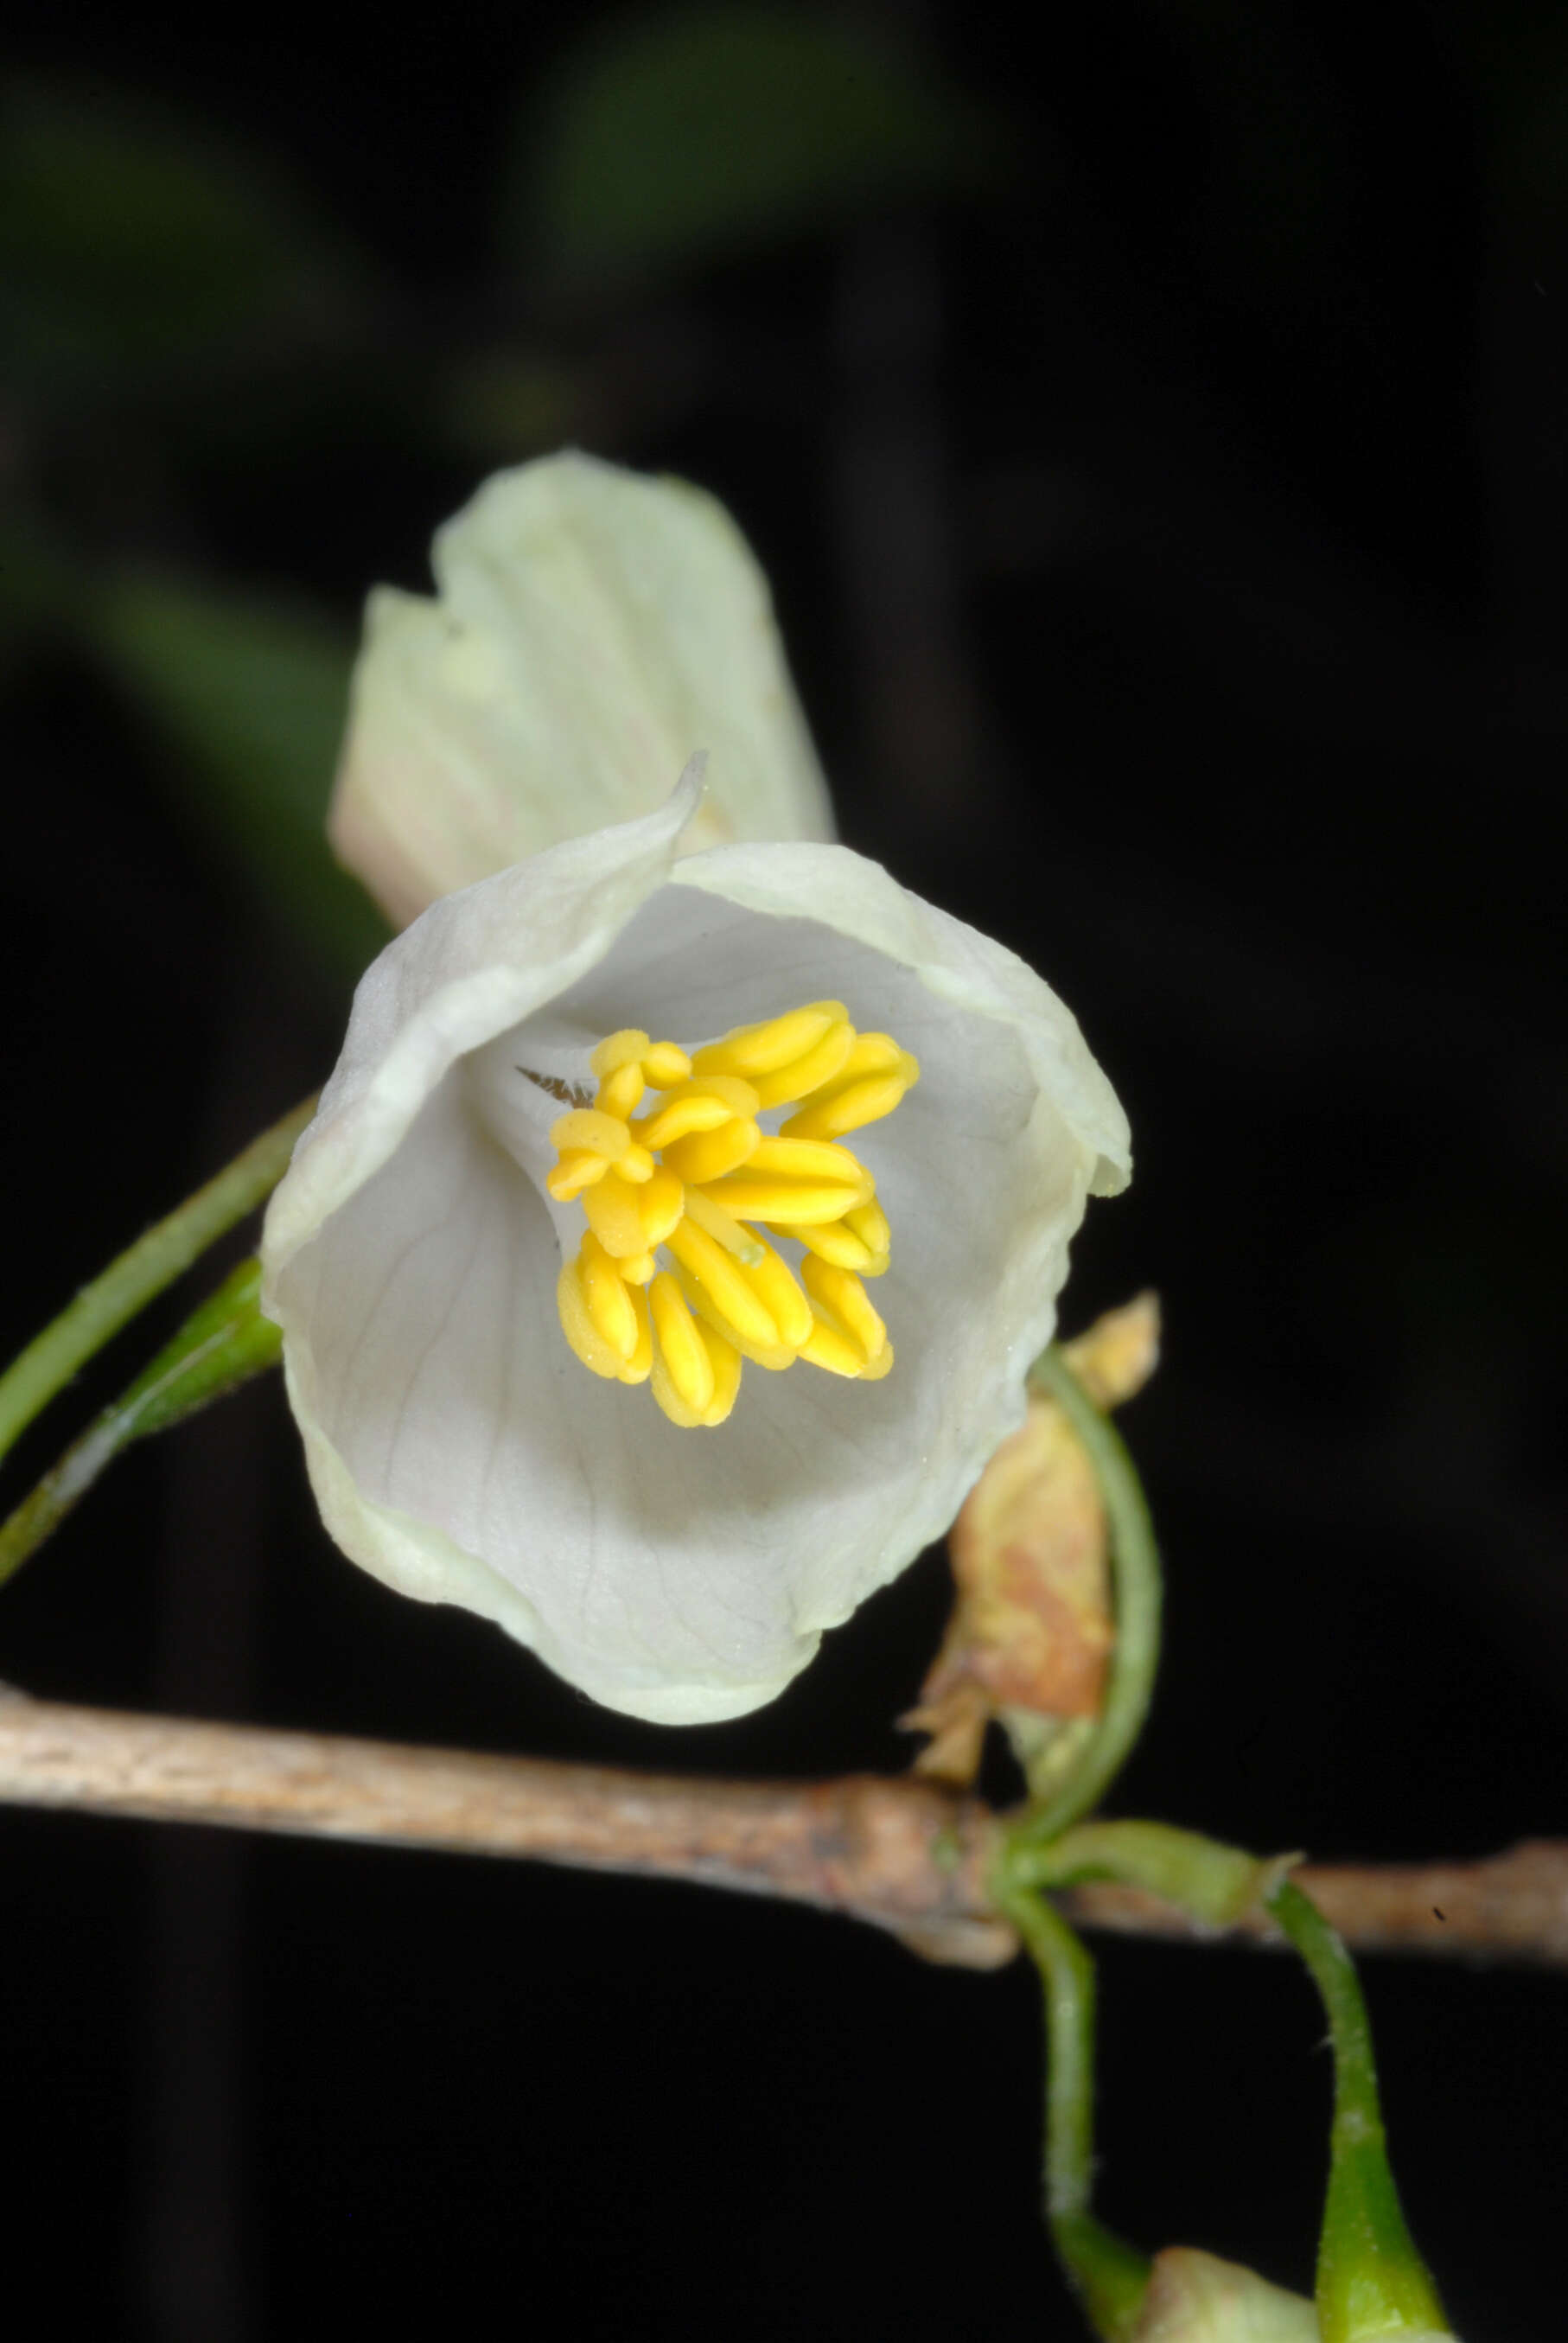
[
  {"xmin": 0, "ymin": 506, "xmax": 80, "ymax": 685},
  {"xmin": 0, "ymin": 80, "xmax": 371, "ymax": 399},
  {"xmin": 92, "ymin": 572, "xmax": 391, "ymax": 987},
  {"xmin": 515, "ymin": 3, "xmax": 1008, "ymax": 284}
]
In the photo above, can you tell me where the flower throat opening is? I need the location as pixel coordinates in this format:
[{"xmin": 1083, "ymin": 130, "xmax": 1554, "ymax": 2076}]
[{"xmin": 545, "ymin": 999, "xmax": 919, "ymax": 1428}]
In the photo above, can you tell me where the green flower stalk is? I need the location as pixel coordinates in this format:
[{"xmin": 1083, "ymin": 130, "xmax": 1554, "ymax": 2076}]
[{"xmin": 0, "ymin": 1258, "xmax": 281, "ymax": 1588}]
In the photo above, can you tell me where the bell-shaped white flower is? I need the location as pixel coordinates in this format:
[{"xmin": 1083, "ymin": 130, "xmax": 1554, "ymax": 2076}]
[
  {"xmin": 262, "ymin": 769, "xmax": 1130, "ymax": 1723},
  {"xmin": 329, "ymin": 452, "xmax": 835, "ymax": 928}
]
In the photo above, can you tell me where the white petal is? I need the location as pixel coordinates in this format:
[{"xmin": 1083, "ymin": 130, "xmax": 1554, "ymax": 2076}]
[
  {"xmin": 264, "ymin": 802, "xmax": 1131, "ymax": 1722},
  {"xmin": 1133, "ymin": 2249, "xmax": 1319, "ymax": 2340},
  {"xmin": 551, "ymin": 849, "xmax": 1129, "ymax": 1644},
  {"xmin": 328, "ymin": 452, "xmax": 835, "ymax": 926},
  {"xmin": 265, "ymin": 766, "xmax": 702, "ymax": 1284}
]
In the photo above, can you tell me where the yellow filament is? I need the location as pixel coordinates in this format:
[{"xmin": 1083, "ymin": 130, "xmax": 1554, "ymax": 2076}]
[
  {"xmin": 683, "ymin": 1184, "xmax": 765, "ymax": 1265},
  {"xmin": 545, "ymin": 996, "xmax": 915, "ymax": 1423}
]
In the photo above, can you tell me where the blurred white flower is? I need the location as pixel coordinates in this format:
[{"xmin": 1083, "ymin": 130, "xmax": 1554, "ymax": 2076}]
[
  {"xmin": 328, "ymin": 451, "xmax": 834, "ymax": 927},
  {"xmin": 1132, "ymin": 2249, "xmax": 1320, "ymax": 2340},
  {"xmin": 262, "ymin": 769, "xmax": 1129, "ymax": 1722}
]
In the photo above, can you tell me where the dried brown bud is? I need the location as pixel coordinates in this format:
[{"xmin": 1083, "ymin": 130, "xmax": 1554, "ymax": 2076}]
[{"xmin": 904, "ymin": 1295, "xmax": 1159, "ymax": 1788}]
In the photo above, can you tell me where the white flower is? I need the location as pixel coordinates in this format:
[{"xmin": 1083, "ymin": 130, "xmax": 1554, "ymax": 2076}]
[
  {"xmin": 1131, "ymin": 2249, "xmax": 1320, "ymax": 2340},
  {"xmin": 328, "ymin": 451, "xmax": 834, "ymax": 928},
  {"xmin": 261, "ymin": 769, "xmax": 1130, "ymax": 1723}
]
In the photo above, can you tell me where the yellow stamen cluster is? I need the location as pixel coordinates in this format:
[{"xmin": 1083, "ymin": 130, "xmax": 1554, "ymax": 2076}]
[{"xmin": 546, "ymin": 1000, "xmax": 919, "ymax": 1428}]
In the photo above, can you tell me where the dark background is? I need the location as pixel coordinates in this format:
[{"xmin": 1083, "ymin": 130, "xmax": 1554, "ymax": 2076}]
[{"xmin": 3, "ymin": 4, "xmax": 1565, "ymax": 2337}]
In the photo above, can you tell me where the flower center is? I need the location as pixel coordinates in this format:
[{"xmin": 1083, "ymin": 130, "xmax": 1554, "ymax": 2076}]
[{"xmin": 545, "ymin": 999, "xmax": 919, "ymax": 1427}]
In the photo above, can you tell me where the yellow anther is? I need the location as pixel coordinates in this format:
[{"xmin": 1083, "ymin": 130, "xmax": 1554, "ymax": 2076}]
[
  {"xmin": 550, "ymin": 1106, "xmax": 632, "ymax": 1159},
  {"xmin": 590, "ymin": 1029, "xmax": 650, "ymax": 1079},
  {"xmin": 704, "ymin": 1175, "xmax": 867, "ymax": 1226},
  {"xmin": 675, "ymin": 1267, "xmax": 795, "ymax": 1371},
  {"xmin": 548, "ymin": 1002, "xmax": 911, "ymax": 1425},
  {"xmin": 555, "ymin": 1254, "xmax": 623, "ymax": 1380},
  {"xmin": 800, "ymin": 1255, "xmax": 887, "ymax": 1366},
  {"xmin": 797, "ymin": 1315, "xmax": 870, "ymax": 1378},
  {"xmin": 747, "ymin": 1135, "xmax": 869, "ymax": 1186},
  {"xmin": 778, "ymin": 1217, "xmax": 876, "ymax": 1272},
  {"xmin": 547, "ymin": 1147, "xmax": 610, "ymax": 1201},
  {"xmin": 692, "ymin": 1001, "xmax": 846, "ymax": 1078},
  {"xmin": 648, "ymin": 1272, "xmax": 715, "ymax": 1415},
  {"xmin": 683, "ymin": 1184, "xmax": 764, "ymax": 1265},
  {"xmin": 749, "ymin": 1018, "xmax": 855, "ymax": 1108},
  {"xmin": 844, "ymin": 1197, "xmax": 891, "ymax": 1276},
  {"xmin": 641, "ymin": 1039, "xmax": 692, "ymax": 1087},
  {"xmin": 836, "ymin": 1032, "xmax": 904, "ymax": 1077},
  {"xmin": 596, "ymin": 1060, "xmax": 645, "ymax": 1120},
  {"xmin": 649, "ymin": 1072, "xmax": 760, "ymax": 1116},
  {"xmin": 635, "ymin": 1166, "xmax": 685, "ymax": 1248},
  {"xmin": 666, "ymin": 1219, "xmax": 782, "ymax": 1353},
  {"xmin": 845, "ymin": 1197, "xmax": 890, "ymax": 1255},
  {"xmin": 736, "ymin": 1237, "xmax": 813, "ymax": 1351},
  {"xmin": 636, "ymin": 1092, "xmax": 741, "ymax": 1150},
  {"xmin": 647, "ymin": 1274, "xmax": 712, "ymax": 1414},
  {"xmin": 616, "ymin": 1286, "xmax": 653, "ymax": 1384},
  {"xmin": 583, "ymin": 1170, "xmax": 650, "ymax": 1260},
  {"xmin": 651, "ymin": 1309, "xmax": 743, "ymax": 1428},
  {"xmin": 662, "ymin": 1117, "xmax": 761, "ymax": 1186},
  {"xmin": 579, "ymin": 1232, "xmax": 641, "ymax": 1363},
  {"xmin": 780, "ymin": 1056, "xmax": 918, "ymax": 1141},
  {"xmin": 698, "ymin": 1325, "xmax": 743, "ymax": 1424}
]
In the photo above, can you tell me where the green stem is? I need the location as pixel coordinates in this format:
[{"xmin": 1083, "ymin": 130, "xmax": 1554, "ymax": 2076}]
[
  {"xmin": 0, "ymin": 1093, "xmax": 313, "ymax": 1465},
  {"xmin": 1268, "ymin": 1880, "xmax": 1450, "ymax": 2341},
  {"xmin": 1017, "ymin": 1349, "xmax": 1163, "ymax": 1842},
  {"xmin": 0, "ymin": 1257, "xmax": 282, "ymax": 1589},
  {"xmin": 1011, "ymin": 1818, "xmax": 1293, "ymax": 1928},
  {"xmin": 996, "ymin": 1880, "xmax": 1151, "ymax": 2340}
]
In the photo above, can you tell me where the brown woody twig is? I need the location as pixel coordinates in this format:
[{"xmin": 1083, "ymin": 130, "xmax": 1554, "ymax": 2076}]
[{"xmin": 1, "ymin": 1693, "xmax": 1563, "ymax": 1971}]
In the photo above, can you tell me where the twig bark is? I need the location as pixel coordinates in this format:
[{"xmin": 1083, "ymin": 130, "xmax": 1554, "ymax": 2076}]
[
  {"xmin": 2, "ymin": 1694, "xmax": 1564, "ymax": 1970},
  {"xmin": 1055, "ymin": 1844, "xmax": 1568, "ymax": 1967},
  {"xmin": 0, "ymin": 1695, "xmax": 1013, "ymax": 1968}
]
